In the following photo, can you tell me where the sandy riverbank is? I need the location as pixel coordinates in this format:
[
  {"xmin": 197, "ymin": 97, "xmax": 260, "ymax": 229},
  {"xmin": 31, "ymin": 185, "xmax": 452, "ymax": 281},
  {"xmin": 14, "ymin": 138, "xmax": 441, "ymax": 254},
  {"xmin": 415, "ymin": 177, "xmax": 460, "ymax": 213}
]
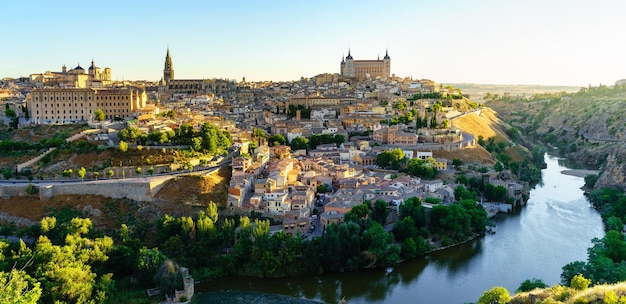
[{"xmin": 560, "ymin": 169, "xmax": 600, "ymax": 178}]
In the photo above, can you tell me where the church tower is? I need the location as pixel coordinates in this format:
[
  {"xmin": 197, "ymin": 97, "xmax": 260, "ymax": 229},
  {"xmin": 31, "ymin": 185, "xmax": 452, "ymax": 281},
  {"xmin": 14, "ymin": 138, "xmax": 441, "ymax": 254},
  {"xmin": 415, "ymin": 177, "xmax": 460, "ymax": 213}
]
[
  {"xmin": 383, "ymin": 49, "xmax": 391, "ymax": 78},
  {"xmin": 163, "ymin": 47, "xmax": 174, "ymax": 85},
  {"xmin": 342, "ymin": 49, "xmax": 355, "ymax": 77}
]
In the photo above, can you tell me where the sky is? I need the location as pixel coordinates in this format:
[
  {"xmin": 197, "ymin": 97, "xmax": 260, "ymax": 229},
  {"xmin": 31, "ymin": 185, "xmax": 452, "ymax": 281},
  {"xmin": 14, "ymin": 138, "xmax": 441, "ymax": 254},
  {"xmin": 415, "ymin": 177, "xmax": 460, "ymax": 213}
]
[{"xmin": 2, "ymin": 0, "xmax": 625, "ymax": 86}]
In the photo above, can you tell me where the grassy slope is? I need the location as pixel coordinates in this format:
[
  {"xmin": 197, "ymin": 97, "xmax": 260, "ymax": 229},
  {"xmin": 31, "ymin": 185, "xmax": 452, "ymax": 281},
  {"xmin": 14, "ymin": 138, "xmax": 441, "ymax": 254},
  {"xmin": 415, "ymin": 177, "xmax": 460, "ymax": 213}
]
[{"xmin": 510, "ymin": 282, "xmax": 626, "ymax": 303}]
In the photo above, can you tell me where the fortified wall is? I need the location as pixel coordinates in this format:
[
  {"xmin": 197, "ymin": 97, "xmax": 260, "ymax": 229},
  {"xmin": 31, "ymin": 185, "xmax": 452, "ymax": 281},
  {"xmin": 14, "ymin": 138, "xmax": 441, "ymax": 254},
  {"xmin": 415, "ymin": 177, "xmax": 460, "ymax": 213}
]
[
  {"xmin": 38, "ymin": 179, "xmax": 163, "ymax": 202},
  {"xmin": 0, "ymin": 167, "xmax": 221, "ymax": 203}
]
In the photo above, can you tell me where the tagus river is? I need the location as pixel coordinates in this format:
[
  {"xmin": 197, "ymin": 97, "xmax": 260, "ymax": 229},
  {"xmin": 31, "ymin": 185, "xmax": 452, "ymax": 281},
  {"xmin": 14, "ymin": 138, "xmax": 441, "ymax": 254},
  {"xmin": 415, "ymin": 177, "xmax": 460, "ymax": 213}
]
[{"xmin": 196, "ymin": 155, "xmax": 604, "ymax": 303}]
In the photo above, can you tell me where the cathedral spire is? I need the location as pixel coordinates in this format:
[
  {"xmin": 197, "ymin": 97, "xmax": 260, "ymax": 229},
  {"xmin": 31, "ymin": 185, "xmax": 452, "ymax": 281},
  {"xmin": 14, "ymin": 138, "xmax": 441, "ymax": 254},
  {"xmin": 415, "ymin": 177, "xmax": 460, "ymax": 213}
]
[
  {"xmin": 384, "ymin": 48, "xmax": 390, "ymax": 59},
  {"xmin": 163, "ymin": 47, "xmax": 174, "ymax": 85}
]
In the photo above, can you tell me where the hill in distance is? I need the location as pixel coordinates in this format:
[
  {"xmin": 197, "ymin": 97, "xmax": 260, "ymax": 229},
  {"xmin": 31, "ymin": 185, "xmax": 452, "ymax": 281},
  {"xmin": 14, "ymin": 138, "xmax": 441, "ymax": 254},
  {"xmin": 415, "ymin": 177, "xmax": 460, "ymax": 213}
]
[{"xmin": 444, "ymin": 83, "xmax": 581, "ymax": 99}]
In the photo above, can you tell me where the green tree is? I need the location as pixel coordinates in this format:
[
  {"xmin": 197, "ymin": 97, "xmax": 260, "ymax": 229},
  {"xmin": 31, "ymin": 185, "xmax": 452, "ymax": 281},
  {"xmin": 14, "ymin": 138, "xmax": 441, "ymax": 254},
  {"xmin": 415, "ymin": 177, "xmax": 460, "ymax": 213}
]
[
  {"xmin": 268, "ymin": 134, "xmax": 287, "ymax": 147},
  {"xmin": 252, "ymin": 127, "xmax": 267, "ymax": 138},
  {"xmin": 477, "ymin": 286, "xmax": 511, "ymax": 304},
  {"xmin": 584, "ymin": 174, "xmax": 599, "ymax": 189},
  {"xmin": 570, "ymin": 274, "xmax": 591, "ymax": 290},
  {"xmin": 401, "ymin": 237, "xmax": 418, "ymax": 259},
  {"xmin": 148, "ymin": 166, "xmax": 154, "ymax": 176},
  {"xmin": 107, "ymin": 169, "xmax": 114, "ymax": 179},
  {"xmin": 372, "ymin": 199, "xmax": 389, "ymax": 225},
  {"xmin": 607, "ymin": 216, "xmax": 624, "ymax": 232},
  {"xmin": 93, "ymin": 109, "xmax": 105, "ymax": 122},
  {"xmin": 62, "ymin": 169, "xmax": 73, "ymax": 179},
  {"xmin": 345, "ymin": 204, "xmax": 372, "ymax": 223},
  {"xmin": 77, "ymin": 167, "xmax": 86, "ymax": 182},
  {"xmin": 290, "ymin": 136, "xmax": 309, "ymax": 150},
  {"xmin": 494, "ymin": 161, "xmax": 504, "ymax": 172},
  {"xmin": 40, "ymin": 216, "xmax": 57, "ymax": 234},
  {"xmin": 0, "ymin": 269, "xmax": 42, "ymax": 304},
  {"xmin": 516, "ymin": 278, "xmax": 547, "ymax": 292},
  {"xmin": 207, "ymin": 201, "xmax": 218, "ymax": 223},
  {"xmin": 118, "ymin": 140, "xmax": 128, "ymax": 153},
  {"xmin": 2, "ymin": 168, "xmax": 13, "ymax": 180},
  {"xmin": 135, "ymin": 167, "xmax": 142, "ymax": 175},
  {"xmin": 361, "ymin": 222, "xmax": 400, "ymax": 267},
  {"xmin": 191, "ymin": 137, "xmax": 203, "ymax": 152},
  {"xmin": 5, "ymin": 108, "xmax": 18, "ymax": 129},
  {"xmin": 317, "ymin": 183, "xmax": 330, "ymax": 193},
  {"xmin": 135, "ymin": 247, "xmax": 168, "ymax": 285}
]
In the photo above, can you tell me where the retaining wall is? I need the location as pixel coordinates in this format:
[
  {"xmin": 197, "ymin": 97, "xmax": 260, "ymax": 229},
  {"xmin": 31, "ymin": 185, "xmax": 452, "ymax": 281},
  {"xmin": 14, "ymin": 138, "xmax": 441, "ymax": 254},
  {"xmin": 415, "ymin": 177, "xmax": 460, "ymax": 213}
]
[{"xmin": 0, "ymin": 167, "xmax": 222, "ymax": 203}]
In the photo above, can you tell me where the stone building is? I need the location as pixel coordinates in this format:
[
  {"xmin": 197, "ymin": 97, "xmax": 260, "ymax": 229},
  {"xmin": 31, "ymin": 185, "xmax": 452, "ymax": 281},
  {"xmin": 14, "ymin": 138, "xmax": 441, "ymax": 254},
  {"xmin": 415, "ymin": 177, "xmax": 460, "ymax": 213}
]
[
  {"xmin": 158, "ymin": 48, "xmax": 236, "ymax": 96},
  {"xmin": 29, "ymin": 60, "xmax": 112, "ymax": 88},
  {"xmin": 340, "ymin": 49, "xmax": 390, "ymax": 80},
  {"xmin": 28, "ymin": 87, "xmax": 147, "ymax": 124}
]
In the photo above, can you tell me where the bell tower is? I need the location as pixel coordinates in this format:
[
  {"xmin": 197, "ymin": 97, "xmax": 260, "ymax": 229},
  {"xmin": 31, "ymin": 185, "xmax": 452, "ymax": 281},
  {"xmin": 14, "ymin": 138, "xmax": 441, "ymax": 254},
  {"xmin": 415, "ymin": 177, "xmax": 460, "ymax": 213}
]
[{"xmin": 163, "ymin": 47, "xmax": 174, "ymax": 85}]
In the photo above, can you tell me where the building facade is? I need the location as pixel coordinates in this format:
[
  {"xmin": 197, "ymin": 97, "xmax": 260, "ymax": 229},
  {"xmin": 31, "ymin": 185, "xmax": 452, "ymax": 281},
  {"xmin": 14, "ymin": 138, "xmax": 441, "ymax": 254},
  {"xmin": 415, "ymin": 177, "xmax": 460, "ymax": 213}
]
[
  {"xmin": 28, "ymin": 87, "xmax": 147, "ymax": 124},
  {"xmin": 340, "ymin": 49, "xmax": 390, "ymax": 80},
  {"xmin": 29, "ymin": 60, "xmax": 112, "ymax": 89},
  {"xmin": 159, "ymin": 48, "xmax": 237, "ymax": 96}
]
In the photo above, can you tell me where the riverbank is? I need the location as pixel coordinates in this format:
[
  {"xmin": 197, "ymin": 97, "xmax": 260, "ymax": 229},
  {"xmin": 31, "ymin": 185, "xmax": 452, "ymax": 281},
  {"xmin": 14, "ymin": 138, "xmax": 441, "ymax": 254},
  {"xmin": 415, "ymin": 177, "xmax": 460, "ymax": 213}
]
[
  {"xmin": 196, "ymin": 291, "xmax": 325, "ymax": 304},
  {"xmin": 560, "ymin": 169, "xmax": 600, "ymax": 178}
]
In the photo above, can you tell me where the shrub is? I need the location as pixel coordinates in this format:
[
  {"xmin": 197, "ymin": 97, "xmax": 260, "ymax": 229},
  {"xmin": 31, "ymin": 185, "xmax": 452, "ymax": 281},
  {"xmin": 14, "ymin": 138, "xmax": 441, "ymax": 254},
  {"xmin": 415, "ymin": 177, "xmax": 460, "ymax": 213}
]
[
  {"xmin": 571, "ymin": 274, "xmax": 591, "ymax": 290},
  {"xmin": 25, "ymin": 183, "xmax": 38, "ymax": 195}
]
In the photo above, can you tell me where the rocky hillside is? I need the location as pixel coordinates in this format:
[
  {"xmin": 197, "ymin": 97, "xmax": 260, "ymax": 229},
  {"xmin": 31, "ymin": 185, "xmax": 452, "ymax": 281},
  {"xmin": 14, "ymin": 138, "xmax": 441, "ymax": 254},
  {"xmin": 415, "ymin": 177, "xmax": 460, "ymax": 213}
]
[{"xmin": 487, "ymin": 85, "xmax": 626, "ymax": 189}]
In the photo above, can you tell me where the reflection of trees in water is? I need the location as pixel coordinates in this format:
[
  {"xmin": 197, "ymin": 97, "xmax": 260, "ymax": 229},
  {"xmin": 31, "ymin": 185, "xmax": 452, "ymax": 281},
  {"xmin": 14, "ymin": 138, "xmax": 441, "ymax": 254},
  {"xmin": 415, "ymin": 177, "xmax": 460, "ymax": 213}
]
[
  {"xmin": 397, "ymin": 257, "xmax": 429, "ymax": 284},
  {"xmin": 315, "ymin": 267, "xmax": 403, "ymax": 302},
  {"xmin": 318, "ymin": 277, "xmax": 342, "ymax": 304},
  {"xmin": 430, "ymin": 240, "xmax": 483, "ymax": 274}
]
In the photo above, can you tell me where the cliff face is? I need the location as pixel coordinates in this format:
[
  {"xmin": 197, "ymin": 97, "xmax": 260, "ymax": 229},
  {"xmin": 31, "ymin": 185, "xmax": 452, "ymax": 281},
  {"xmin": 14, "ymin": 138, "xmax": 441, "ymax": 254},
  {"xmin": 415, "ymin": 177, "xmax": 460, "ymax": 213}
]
[
  {"xmin": 595, "ymin": 153, "xmax": 626, "ymax": 190},
  {"xmin": 487, "ymin": 87, "xmax": 626, "ymax": 188}
]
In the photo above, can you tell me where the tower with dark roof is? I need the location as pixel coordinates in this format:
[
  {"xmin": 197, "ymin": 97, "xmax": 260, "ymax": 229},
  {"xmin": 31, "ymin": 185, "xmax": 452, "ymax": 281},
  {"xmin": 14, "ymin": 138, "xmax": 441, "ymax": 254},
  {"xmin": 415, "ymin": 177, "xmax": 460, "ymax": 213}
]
[
  {"xmin": 383, "ymin": 49, "xmax": 391, "ymax": 77},
  {"xmin": 163, "ymin": 48, "xmax": 174, "ymax": 85}
]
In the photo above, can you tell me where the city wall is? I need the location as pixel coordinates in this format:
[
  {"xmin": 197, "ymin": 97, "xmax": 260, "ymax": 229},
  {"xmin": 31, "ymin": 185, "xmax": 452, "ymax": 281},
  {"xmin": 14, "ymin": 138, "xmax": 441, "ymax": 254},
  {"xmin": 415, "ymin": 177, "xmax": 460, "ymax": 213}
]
[
  {"xmin": 38, "ymin": 179, "xmax": 164, "ymax": 202},
  {"xmin": 0, "ymin": 167, "xmax": 222, "ymax": 203}
]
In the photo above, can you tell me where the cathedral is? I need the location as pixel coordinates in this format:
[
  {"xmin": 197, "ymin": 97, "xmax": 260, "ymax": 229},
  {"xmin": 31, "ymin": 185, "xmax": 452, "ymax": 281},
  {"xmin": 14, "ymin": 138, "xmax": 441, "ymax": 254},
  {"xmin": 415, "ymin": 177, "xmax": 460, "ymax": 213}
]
[
  {"xmin": 340, "ymin": 49, "xmax": 390, "ymax": 80},
  {"xmin": 159, "ymin": 48, "xmax": 236, "ymax": 96}
]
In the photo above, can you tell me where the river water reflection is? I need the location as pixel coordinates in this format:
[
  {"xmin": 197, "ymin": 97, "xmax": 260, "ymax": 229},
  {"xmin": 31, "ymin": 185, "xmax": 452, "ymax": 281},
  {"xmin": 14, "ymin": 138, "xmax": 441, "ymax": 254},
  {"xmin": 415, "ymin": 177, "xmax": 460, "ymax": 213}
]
[{"xmin": 197, "ymin": 155, "xmax": 604, "ymax": 303}]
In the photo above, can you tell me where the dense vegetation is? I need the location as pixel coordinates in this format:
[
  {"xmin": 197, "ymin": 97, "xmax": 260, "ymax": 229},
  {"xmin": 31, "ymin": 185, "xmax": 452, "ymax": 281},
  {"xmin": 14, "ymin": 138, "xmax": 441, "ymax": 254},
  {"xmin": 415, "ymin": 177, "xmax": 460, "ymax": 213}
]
[
  {"xmin": 149, "ymin": 197, "xmax": 488, "ymax": 279},
  {"xmin": 0, "ymin": 196, "xmax": 489, "ymax": 303},
  {"xmin": 477, "ymin": 135, "xmax": 545, "ymax": 186},
  {"xmin": 117, "ymin": 122, "xmax": 232, "ymax": 155},
  {"xmin": 559, "ymin": 187, "xmax": 626, "ymax": 285}
]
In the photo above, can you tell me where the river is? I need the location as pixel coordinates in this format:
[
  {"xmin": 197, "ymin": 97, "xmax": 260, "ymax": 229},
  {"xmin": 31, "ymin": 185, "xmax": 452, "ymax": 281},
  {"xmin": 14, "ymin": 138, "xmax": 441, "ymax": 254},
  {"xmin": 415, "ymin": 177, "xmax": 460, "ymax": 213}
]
[{"xmin": 196, "ymin": 154, "xmax": 604, "ymax": 303}]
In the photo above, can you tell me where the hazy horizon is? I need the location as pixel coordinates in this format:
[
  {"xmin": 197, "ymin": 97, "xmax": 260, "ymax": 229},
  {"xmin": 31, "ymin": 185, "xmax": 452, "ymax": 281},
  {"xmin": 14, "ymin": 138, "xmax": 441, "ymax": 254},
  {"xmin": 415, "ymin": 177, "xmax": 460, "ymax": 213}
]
[{"xmin": 3, "ymin": 0, "xmax": 625, "ymax": 86}]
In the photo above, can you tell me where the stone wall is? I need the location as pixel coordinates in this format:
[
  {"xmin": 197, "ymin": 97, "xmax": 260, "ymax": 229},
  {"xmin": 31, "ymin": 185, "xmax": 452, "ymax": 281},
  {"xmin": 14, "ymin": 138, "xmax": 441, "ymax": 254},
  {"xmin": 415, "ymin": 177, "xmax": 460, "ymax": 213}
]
[
  {"xmin": 36, "ymin": 176, "xmax": 179, "ymax": 202},
  {"xmin": 0, "ymin": 167, "xmax": 222, "ymax": 203},
  {"xmin": 0, "ymin": 184, "xmax": 30, "ymax": 198}
]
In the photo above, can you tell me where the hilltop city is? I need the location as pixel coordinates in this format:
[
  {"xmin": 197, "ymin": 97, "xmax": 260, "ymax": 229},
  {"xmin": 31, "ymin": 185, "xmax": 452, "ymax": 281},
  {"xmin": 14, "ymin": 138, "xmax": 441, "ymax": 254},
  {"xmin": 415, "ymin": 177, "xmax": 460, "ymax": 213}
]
[{"xmin": 0, "ymin": 48, "xmax": 529, "ymax": 239}]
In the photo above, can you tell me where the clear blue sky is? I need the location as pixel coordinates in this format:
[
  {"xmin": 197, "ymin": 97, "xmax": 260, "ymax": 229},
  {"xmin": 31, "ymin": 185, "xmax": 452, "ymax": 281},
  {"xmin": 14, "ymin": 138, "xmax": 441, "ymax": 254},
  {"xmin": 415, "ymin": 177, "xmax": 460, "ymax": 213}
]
[{"xmin": 3, "ymin": 0, "xmax": 625, "ymax": 86}]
